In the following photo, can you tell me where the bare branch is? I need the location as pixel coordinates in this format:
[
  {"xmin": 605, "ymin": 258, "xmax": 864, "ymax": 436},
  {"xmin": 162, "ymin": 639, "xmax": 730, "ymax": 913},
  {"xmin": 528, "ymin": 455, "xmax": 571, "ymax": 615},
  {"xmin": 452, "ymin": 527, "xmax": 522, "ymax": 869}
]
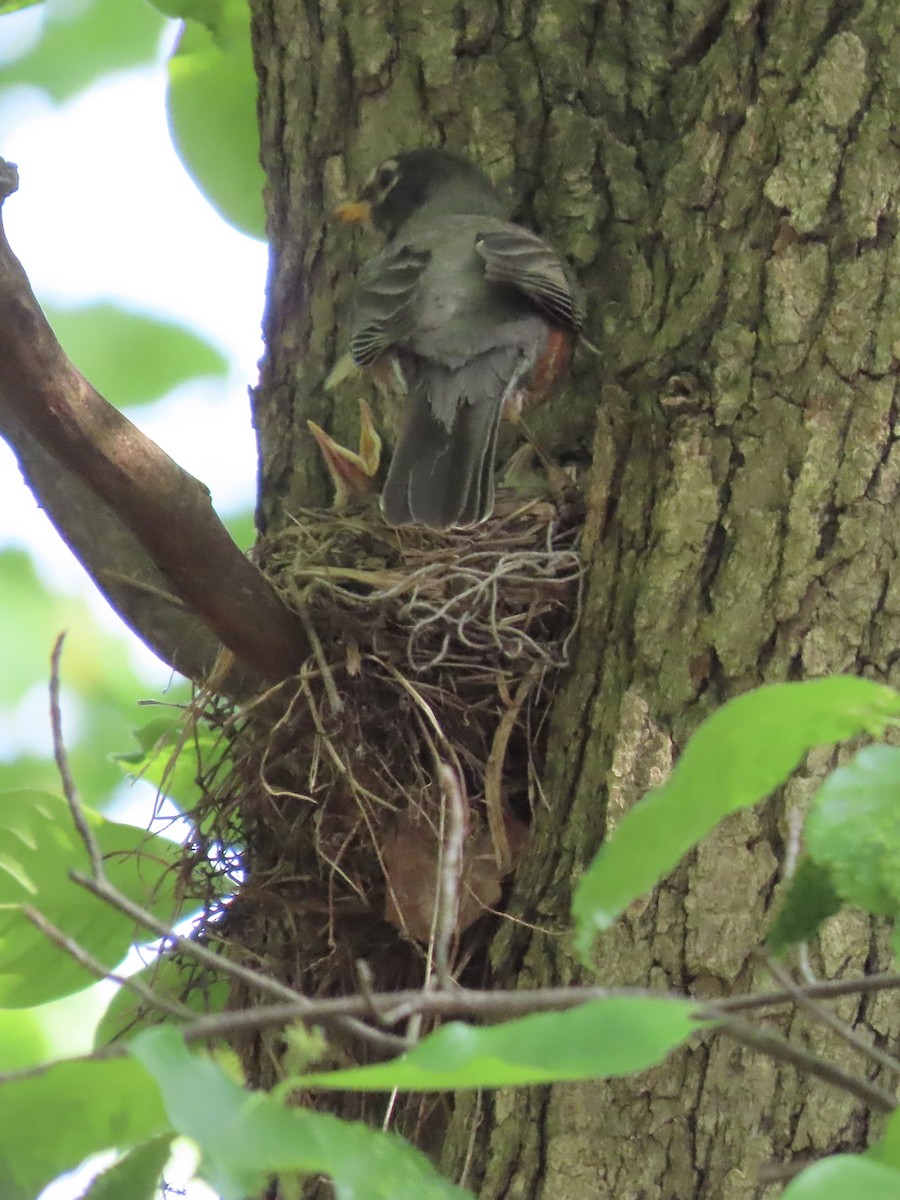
[
  {"xmin": 708, "ymin": 971, "xmax": 900, "ymax": 1014},
  {"xmin": 766, "ymin": 956, "xmax": 900, "ymax": 1078},
  {"xmin": 0, "ymin": 160, "xmax": 308, "ymax": 688},
  {"xmin": 714, "ymin": 1012, "xmax": 897, "ymax": 1113}
]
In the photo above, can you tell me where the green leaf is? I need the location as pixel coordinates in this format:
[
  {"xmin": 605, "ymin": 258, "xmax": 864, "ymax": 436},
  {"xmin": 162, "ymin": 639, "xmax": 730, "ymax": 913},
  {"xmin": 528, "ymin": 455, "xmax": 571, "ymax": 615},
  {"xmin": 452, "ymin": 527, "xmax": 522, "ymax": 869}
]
[
  {"xmin": 113, "ymin": 714, "xmax": 227, "ymax": 812},
  {"xmin": 781, "ymin": 1155, "xmax": 900, "ymax": 1199},
  {"xmin": 0, "ymin": 1056, "xmax": 169, "ymax": 1200},
  {"xmin": 0, "ymin": 548, "xmax": 170, "ymax": 806},
  {"xmin": 45, "ymin": 303, "xmax": 228, "ymax": 409},
  {"xmin": 0, "ymin": 0, "xmax": 44, "ymax": 14},
  {"xmin": 298, "ymin": 997, "xmax": 699, "ymax": 1091},
  {"xmin": 95, "ymin": 953, "xmax": 227, "ymax": 1047},
  {"xmin": 82, "ymin": 1135, "xmax": 173, "ymax": 1200},
  {"xmin": 166, "ymin": 1, "xmax": 266, "ymax": 238},
  {"xmin": 806, "ymin": 745, "xmax": 900, "ymax": 916},
  {"xmin": 573, "ymin": 678, "xmax": 900, "ymax": 960},
  {"xmin": 767, "ymin": 857, "xmax": 843, "ymax": 953},
  {"xmin": 874, "ymin": 1107, "xmax": 900, "ymax": 1169},
  {"xmin": 0, "ymin": 790, "xmax": 181, "ymax": 1006},
  {"xmin": 0, "ymin": 0, "xmax": 165, "ymax": 100},
  {"xmin": 147, "ymin": 0, "xmax": 222, "ymax": 18},
  {"xmin": 0, "ymin": 1009, "xmax": 48, "ymax": 1071},
  {"xmin": 133, "ymin": 1027, "xmax": 473, "ymax": 1200}
]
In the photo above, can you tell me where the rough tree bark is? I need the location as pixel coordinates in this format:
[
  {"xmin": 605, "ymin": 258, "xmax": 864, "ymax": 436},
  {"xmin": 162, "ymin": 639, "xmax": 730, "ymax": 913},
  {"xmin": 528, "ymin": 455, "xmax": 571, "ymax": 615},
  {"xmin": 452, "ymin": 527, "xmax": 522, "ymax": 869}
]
[{"xmin": 248, "ymin": 0, "xmax": 900, "ymax": 1197}]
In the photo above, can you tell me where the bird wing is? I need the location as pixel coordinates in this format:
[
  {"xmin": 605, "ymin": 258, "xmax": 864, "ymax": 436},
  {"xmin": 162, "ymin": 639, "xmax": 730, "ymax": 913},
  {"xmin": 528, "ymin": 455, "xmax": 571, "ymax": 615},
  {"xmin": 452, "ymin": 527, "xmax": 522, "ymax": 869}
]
[
  {"xmin": 349, "ymin": 241, "xmax": 432, "ymax": 366},
  {"xmin": 474, "ymin": 226, "xmax": 584, "ymax": 331}
]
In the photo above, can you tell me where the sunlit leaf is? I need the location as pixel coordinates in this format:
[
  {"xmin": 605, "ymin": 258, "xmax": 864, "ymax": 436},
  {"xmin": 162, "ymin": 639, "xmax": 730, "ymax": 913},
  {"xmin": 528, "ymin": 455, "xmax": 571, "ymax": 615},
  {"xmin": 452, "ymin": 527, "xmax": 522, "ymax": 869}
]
[
  {"xmin": 767, "ymin": 857, "xmax": 843, "ymax": 953},
  {"xmin": 45, "ymin": 303, "xmax": 229, "ymax": 409},
  {"xmin": 0, "ymin": 0, "xmax": 165, "ymax": 100},
  {"xmin": 82, "ymin": 1135, "xmax": 173, "ymax": 1200},
  {"xmin": 165, "ymin": 0, "xmax": 265, "ymax": 238},
  {"xmin": 0, "ymin": 1056, "xmax": 168, "ymax": 1200},
  {"xmin": 0, "ymin": 1009, "xmax": 48, "ymax": 1071},
  {"xmin": 573, "ymin": 678, "xmax": 900, "ymax": 960},
  {"xmin": 0, "ymin": 790, "xmax": 181, "ymax": 1005},
  {"xmin": 806, "ymin": 745, "xmax": 900, "ymax": 916},
  {"xmin": 133, "ymin": 1028, "xmax": 473, "ymax": 1200},
  {"xmin": 781, "ymin": 1154, "xmax": 900, "ymax": 1199}
]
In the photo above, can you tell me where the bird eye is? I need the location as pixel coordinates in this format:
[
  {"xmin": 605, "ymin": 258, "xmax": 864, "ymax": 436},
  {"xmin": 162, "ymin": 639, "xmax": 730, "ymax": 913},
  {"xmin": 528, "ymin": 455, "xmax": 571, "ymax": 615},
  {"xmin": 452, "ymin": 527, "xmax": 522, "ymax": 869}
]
[{"xmin": 375, "ymin": 161, "xmax": 398, "ymax": 192}]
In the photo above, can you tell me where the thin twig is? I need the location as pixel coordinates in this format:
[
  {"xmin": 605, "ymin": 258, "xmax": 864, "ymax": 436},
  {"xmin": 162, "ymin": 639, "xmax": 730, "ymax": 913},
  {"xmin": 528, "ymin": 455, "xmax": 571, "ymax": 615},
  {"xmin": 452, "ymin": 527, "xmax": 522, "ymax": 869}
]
[
  {"xmin": 715, "ymin": 1012, "xmax": 897, "ymax": 1113},
  {"xmin": 434, "ymin": 762, "xmax": 466, "ymax": 990},
  {"xmin": 50, "ymin": 634, "xmax": 103, "ymax": 877},
  {"xmin": 766, "ymin": 956, "xmax": 900, "ymax": 1078},
  {"xmin": 70, "ymin": 871, "xmax": 309, "ymax": 1006},
  {"xmin": 707, "ymin": 971, "xmax": 900, "ymax": 1014},
  {"xmin": 756, "ymin": 1158, "xmax": 818, "ymax": 1184},
  {"xmin": 5, "ymin": 970, "xmax": 900, "ymax": 1098}
]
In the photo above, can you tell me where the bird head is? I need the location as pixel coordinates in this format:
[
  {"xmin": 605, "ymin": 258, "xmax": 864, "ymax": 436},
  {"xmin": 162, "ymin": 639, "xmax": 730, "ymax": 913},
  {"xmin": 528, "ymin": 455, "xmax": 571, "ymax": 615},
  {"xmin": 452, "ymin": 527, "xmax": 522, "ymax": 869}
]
[{"xmin": 335, "ymin": 148, "xmax": 508, "ymax": 238}]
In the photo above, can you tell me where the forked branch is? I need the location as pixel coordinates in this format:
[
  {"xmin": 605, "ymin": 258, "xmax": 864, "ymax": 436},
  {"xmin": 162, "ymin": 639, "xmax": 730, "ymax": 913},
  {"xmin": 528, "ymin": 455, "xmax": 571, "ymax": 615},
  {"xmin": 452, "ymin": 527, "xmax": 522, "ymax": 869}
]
[{"xmin": 0, "ymin": 159, "xmax": 308, "ymax": 694}]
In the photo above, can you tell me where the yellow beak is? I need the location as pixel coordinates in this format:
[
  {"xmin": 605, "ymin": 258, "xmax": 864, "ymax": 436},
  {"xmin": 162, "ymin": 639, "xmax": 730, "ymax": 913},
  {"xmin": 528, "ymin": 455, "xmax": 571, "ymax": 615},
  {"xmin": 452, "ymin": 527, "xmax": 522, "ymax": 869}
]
[{"xmin": 334, "ymin": 200, "xmax": 373, "ymax": 224}]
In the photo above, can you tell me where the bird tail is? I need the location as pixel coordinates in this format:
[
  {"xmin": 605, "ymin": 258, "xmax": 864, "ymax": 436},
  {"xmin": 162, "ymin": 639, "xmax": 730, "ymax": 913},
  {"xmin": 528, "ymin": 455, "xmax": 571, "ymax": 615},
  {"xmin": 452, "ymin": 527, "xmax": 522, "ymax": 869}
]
[{"xmin": 380, "ymin": 351, "xmax": 522, "ymax": 530}]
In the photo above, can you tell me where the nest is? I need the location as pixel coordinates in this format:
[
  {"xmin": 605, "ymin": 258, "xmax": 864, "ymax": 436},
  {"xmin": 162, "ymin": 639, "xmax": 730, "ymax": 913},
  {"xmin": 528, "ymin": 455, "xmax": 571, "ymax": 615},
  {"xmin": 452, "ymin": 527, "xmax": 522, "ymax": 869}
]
[{"xmin": 182, "ymin": 493, "xmax": 583, "ymax": 1005}]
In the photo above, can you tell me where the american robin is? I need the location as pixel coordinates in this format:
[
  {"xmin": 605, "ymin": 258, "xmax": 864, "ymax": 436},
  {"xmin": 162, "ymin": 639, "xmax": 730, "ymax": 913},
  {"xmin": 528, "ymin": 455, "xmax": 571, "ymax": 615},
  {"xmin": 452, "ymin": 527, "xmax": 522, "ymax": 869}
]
[{"xmin": 333, "ymin": 148, "xmax": 583, "ymax": 530}]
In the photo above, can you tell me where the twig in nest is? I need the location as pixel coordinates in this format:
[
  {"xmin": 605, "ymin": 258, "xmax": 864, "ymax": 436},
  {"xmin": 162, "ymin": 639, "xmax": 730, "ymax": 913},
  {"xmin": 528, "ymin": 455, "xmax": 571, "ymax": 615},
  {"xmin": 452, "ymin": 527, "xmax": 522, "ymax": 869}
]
[
  {"xmin": 49, "ymin": 636, "xmax": 403, "ymax": 1051},
  {"xmin": 434, "ymin": 762, "xmax": 466, "ymax": 991},
  {"xmin": 484, "ymin": 664, "xmax": 542, "ymax": 869},
  {"xmin": 297, "ymin": 601, "xmax": 343, "ymax": 715}
]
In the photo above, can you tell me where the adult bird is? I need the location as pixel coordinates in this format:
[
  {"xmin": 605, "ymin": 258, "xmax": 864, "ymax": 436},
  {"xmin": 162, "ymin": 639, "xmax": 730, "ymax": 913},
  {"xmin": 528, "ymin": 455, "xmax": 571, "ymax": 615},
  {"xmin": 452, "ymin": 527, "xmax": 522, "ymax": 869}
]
[{"xmin": 335, "ymin": 148, "xmax": 583, "ymax": 530}]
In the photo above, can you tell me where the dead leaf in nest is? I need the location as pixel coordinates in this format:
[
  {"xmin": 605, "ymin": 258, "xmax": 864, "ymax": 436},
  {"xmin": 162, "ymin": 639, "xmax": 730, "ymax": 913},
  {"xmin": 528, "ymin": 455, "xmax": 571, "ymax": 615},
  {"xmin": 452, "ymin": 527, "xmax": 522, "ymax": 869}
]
[{"xmin": 381, "ymin": 809, "xmax": 530, "ymax": 942}]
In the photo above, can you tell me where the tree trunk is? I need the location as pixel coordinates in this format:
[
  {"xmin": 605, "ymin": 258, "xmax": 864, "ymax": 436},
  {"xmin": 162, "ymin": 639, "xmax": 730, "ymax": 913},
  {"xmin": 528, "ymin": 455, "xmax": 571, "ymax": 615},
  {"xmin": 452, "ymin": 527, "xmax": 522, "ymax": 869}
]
[{"xmin": 247, "ymin": 0, "xmax": 900, "ymax": 1195}]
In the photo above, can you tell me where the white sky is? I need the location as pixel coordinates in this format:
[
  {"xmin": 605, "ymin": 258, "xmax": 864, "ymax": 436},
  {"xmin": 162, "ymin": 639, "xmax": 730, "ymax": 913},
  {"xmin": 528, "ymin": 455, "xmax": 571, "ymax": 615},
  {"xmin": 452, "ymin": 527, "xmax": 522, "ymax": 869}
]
[{"xmin": 1, "ymin": 14, "xmax": 267, "ymax": 1198}]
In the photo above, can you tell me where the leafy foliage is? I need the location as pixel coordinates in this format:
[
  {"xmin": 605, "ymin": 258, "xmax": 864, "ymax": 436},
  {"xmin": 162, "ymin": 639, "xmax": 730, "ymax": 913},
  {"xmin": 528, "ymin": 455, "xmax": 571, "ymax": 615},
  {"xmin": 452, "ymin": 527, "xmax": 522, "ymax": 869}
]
[
  {"xmin": 134, "ymin": 1028, "xmax": 474, "ymax": 1200},
  {"xmin": 0, "ymin": 0, "xmax": 44, "ymax": 13},
  {"xmin": 805, "ymin": 745, "xmax": 900, "ymax": 916},
  {"xmin": 0, "ymin": 675, "xmax": 895, "ymax": 1195},
  {"xmin": 0, "ymin": 1056, "xmax": 169, "ymax": 1199},
  {"xmin": 45, "ymin": 302, "xmax": 229, "ymax": 408},
  {"xmin": 780, "ymin": 1155, "xmax": 900, "ymax": 1200},
  {"xmin": 81, "ymin": 1136, "xmax": 174, "ymax": 1200},
  {"xmin": 767, "ymin": 856, "xmax": 843, "ymax": 953},
  {"xmin": 0, "ymin": 0, "xmax": 164, "ymax": 100},
  {"xmin": 572, "ymin": 677, "xmax": 900, "ymax": 959},
  {"xmin": 94, "ymin": 952, "xmax": 228, "ymax": 1047},
  {"xmin": 159, "ymin": 0, "xmax": 266, "ymax": 236},
  {"xmin": 0, "ymin": 789, "xmax": 181, "ymax": 1005},
  {"xmin": 113, "ymin": 712, "xmax": 228, "ymax": 813}
]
